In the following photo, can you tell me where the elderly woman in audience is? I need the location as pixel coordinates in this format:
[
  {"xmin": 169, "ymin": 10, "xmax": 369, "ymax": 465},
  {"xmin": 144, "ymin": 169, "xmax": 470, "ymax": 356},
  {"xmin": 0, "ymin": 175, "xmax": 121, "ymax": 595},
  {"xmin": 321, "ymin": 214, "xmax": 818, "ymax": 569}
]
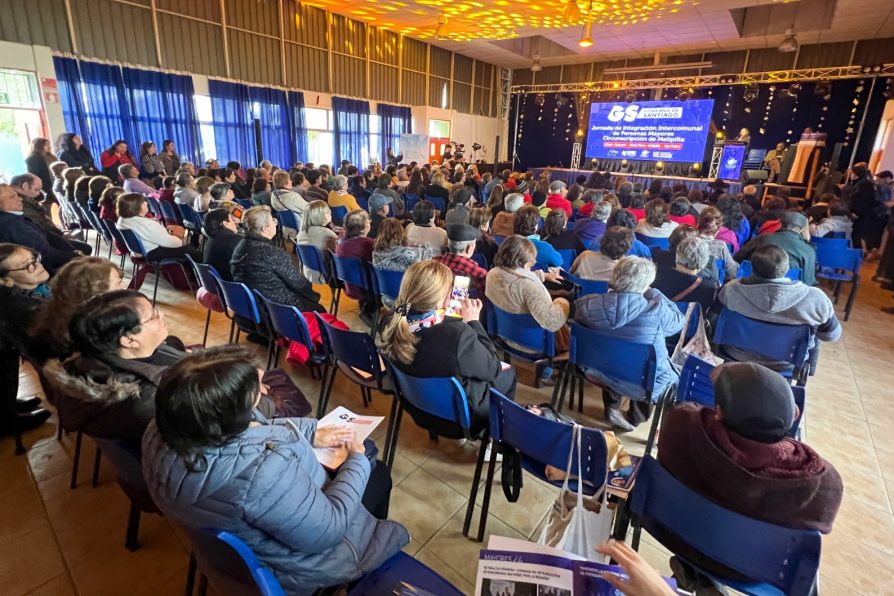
[
  {"xmin": 652, "ymin": 236, "xmax": 717, "ymax": 310},
  {"xmin": 142, "ymin": 346, "xmax": 408, "ymax": 593},
  {"xmin": 116, "ymin": 192, "xmax": 201, "ymax": 262},
  {"xmin": 87, "ymin": 175, "xmax": 111, "ymax": 213},
  {"xmin": 327, "ymin": 174, "xmax": 361, "ymax": 212},
  {"xmin": 658, "ymin": 362, "xmax": 842, "ymax": 591},
  {"xmin": 296, "ymin": 200, "xmax": 338, "ymax": 284},
  {"xmin": 209, "ymin": 182, "xmax": 234, "ymax": 208},
  {"xmin": 378, "ymin": 260, "xmax": 517, "ymax": 434},
  {"xmin": 335, "ymin": 209, "xmax": 378, "ymax": 325},
  {"xmin": 626, "ymin": 193, "xmax": 647, "ymax": 221},
  {"xmin": 486, "ymin": 184, "xmax": 506, "ymax": 216},
  {"xmin": 636, "ymin": 198, "xmax": 679, "ymax": 239},
  {"xmin": 668, "ymin": 197, "xmax": 697, "ymax": 227},
  {"xmin": 652, "ymin": 224, "xmax": 720, "ymax": 284},
  {"xmin": 590, "ymin": 209, "xmax": 652, "ymax": 259},
  {"xmin": 540, "ymin": 209, "xmax": 585, "ymax": 253},
  {"xmin": 485, "ymin": 236, "xmax": 568, "ymax": 385},
  {"xmin": 29, "ymin": 256, "xmax": 125, "ymax": 363},
  {"xmin": 514, "ymin": 204, "xmax": 563, "ymax": 269},
  {"xmin": 574, "ymin": 257, "xmax": 684, "ymax": 431},
  {"xmin": 121, "ymin": 164, "xmax": 157, "ymax": 196},
  {"xmin": 717, "ymin": 195, "xmax": 749, "ymax": 249},
  {"xmin": 231, "ymin": 206, "xmax": 323, "ymax": 312},
  {"xmin": 202, "ymin": 208, "xmax": 242, "ymax": 281},
  {"xmin": 192, "ymin": 176, "xmax": 215, "ymax": 212},
  {"xmin": 98, "ymin": 186, "xmax": 124, "ymax": 221},
  {"xmin": 0, "ymin": 244, "xmax": 53, "ymax": 435},
  {"xmin": 572, "ymin": 200, "xmax": 612, "ymax": 247},
  {"xmin": 251, "ymin": 176, "xmax": 273, "ymax": 207},
  {"xmin": 698, "ymin": 206, "xmax": 738, "ymax": 280},
  {"xmin": 372, "ymin": 218, "xmax": 436, "ymax": 273},
  {"xmin": 469, "ymin": 207, "xmax": 497, "ymax": 266},
  {"xmin": 490, "ymin": 192, "xmax": 524, "ymax": 237},
  {"xmin": 424, "ymin": 171, "xmax": 451, "ymax": 206},
  {"xmin": 140, "ymin": 141, "xmax": 166, "ymax": 177},
  {"xmin": 570, "ymin": 226, "xmax": 633, "ymax": 282},
  {"xmin": 405, "ymin": 200, "xmax": 448, "ymax": 252},
  {"xmin": 173, "ymin": 173, "xmax": 197, "ymax": 206},
  {"xmin": 100, "ymin": 139, "xmax": 136, "ymax": 183},
  {"xmin": 810, "ymin": 199, "xmax": 853, "ymax": 240}
]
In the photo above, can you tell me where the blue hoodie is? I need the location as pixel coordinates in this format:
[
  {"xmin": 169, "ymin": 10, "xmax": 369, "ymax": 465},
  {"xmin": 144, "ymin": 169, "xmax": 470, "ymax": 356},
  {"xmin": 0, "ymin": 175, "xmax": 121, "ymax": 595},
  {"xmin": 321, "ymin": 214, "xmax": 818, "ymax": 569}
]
[{"xmin": 574, "ymin": 289, "xmax": 685, "ymax": 398}]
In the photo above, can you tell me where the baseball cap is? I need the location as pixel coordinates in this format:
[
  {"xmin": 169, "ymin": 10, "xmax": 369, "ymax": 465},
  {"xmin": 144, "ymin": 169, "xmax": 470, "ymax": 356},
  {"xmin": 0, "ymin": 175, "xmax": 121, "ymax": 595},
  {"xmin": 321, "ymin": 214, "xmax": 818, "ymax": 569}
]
[{"xmin": 368, "ymin": 192, "xmax": 393, "ymax": 212}]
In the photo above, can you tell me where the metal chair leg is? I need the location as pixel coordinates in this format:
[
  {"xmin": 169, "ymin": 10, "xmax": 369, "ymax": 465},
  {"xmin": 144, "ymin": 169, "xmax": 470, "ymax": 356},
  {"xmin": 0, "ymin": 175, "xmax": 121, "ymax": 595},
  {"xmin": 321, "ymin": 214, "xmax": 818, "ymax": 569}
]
[
  {"xmin": 70, "ymin": 430, "xmax": 83, "ymax": 489},
  {"xmin": 476, "ymin": 439, "xmax": 500, "ymax": 542},
  {"xmin": 197, "ymin": 574, "xmax": 208, "ymax": 596},
  {"xmin": 91, "ymin": 446, "xmax": 102, "ymax": 487},
  {"xmin": 125, "ymin": 501, "xmax": 141, "ymax": 551},
  {"xmin": 152, "ymin": 266, "xmax": 161, "ymax": 306},
  {"xmin": 185, "ymin": 553, "xmax": 197, "ymax": 596},
  {"xmin": 844, "ymin": 278, "xmax": 859, "ymax": 321},
  {"xmin": 463, "ymin": 437, "xmax": 489, "ymax": 538},
  {"xmin": 202, "ymin": 310, "xmax": 211, "ymax": 347},
  {"xmin": 384, "ymin": 404, "xmax": 404, "ymax": 469},
  {"xmin": 317, "ymin": 365, "xmax": 338, "ymax": 418}
]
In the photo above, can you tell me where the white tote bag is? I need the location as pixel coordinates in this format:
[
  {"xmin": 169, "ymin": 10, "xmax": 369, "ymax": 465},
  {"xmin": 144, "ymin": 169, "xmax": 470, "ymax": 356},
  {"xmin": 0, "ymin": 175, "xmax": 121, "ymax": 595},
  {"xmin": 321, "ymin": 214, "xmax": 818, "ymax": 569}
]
[
  {"xmin": 671, "ymin": 302, "xmax": 724, "ymax": 371},
  {"xmin": 537, "ymin": 425, "xmax": 614, "ymax": 562}
]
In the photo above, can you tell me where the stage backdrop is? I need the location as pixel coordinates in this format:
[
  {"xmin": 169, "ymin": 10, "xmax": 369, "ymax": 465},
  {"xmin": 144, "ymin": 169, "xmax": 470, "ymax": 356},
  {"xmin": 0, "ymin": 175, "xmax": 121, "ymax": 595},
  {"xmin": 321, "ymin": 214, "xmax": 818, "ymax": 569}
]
[{"xmin": 510, "ymin": 78, "xmax": 888, "ymax": 174}]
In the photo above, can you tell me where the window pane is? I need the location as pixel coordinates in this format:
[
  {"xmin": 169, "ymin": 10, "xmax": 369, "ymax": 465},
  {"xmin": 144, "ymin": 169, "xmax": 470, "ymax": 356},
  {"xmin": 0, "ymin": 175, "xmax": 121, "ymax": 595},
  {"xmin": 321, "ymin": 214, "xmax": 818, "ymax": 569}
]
[
  {"xmin": 194, "ymin": 95, "xmax": 213, "ymax": 122},
  {"xmin": 193, "ymin": 95, "xmax": 216, "ymax": 162},
  {"xmin": 369, "ymin": 115, "xmax": 381, "ymax": 134},
  {"xmin": 305, "ymin": 107, "xmax": 329, "ymax": 130},
  {"xmin": 429, "ymin": 119, "xmax": 450, "ymax": 138},
  {"xmin": 368, "ymin": 133, "xmax": 381, "ymax": 166},
  {"xmin": 307, "ymin": 131, "xmax": 334, "ymax": 166}
]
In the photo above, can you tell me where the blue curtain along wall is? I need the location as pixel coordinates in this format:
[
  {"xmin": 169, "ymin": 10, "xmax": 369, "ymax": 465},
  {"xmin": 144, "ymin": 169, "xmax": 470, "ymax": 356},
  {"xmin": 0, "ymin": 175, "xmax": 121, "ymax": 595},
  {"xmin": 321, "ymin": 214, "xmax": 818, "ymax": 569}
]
[
  {"xmin": 332, "ymin": 96, "xmax": 371, "ymax": 168},
  {"xmin": 509, "ymin": 78, "xmax": 888, "ymax": 173},
  {"xmin": 377, "ymin": 103, "xmax": 412, "ymax": 165},
  {"xmin": 248, "ymin": 86, "xmax": 294, "ymax": 169},
  {"xmin": 53, "ymin": 56, "xmax": 90, "ymax": 147},
  {"xmin": 288, "ymin": 91, "xmax": 308, "ymax": 165},
  {"xmin": 208, "ymin": 79, "xmax": 255, "ymax": 168},
  {"xmin": 74, "ymin": 60, "xmax": 131, "ymax": 157}
]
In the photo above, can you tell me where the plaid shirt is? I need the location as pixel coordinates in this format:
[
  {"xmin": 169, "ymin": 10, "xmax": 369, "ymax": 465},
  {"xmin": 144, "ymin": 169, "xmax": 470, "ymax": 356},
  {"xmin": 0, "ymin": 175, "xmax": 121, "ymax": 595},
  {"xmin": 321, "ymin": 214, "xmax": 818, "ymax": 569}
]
[{"xmin": 434, "ymin": 253, "xmax": 487, "ymax": 296}]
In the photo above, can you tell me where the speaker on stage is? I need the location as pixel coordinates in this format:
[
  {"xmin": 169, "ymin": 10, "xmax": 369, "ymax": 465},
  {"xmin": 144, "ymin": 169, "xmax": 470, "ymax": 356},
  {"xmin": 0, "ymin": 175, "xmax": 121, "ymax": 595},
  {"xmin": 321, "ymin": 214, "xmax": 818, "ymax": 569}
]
[{"xmin": 741, "ymin": 169, "xmax": 769, "ymax": 183}]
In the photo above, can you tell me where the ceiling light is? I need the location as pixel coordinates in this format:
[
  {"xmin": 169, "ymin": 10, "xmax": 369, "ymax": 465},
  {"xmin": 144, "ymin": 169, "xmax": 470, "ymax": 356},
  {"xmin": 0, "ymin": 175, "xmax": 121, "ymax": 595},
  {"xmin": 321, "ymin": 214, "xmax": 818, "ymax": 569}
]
[
  {"xmin": 778, "ymin": 28, "xmax": 798, "ymax": 53},
  {"xmin": 531, "ymin": 54, "xmax": 543, "ymax": 72},
  {"xmin": 562, "ymin": 0, "xmax": 581, "ymax": 22},
  {"xmin": 578, "ymin": 21, "xmax": 593, "ymax": 47},
  {"xmin": 434, "ymin": 14, "xmax": 448, "ymax": 41}
]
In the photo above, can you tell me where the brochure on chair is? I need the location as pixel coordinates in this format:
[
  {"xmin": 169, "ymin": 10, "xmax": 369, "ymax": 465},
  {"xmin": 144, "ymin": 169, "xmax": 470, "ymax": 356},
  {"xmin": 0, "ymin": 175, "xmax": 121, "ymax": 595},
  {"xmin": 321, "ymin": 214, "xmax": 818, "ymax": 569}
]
[
  {"xmin": 313, "ymin": 406, "xmax": 383, "ymax": 470},
  {"xmin": 476, "ymin": 537, "xmax": 679, "ymax": 596}
]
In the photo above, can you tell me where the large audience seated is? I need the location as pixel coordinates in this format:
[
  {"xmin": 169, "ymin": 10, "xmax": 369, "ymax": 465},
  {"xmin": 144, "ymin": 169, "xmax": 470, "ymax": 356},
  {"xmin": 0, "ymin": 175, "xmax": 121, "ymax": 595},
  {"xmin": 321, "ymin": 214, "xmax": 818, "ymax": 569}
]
[{"xmin": 6, "ymin": 129, "xmax": 881, "ymax": 594}]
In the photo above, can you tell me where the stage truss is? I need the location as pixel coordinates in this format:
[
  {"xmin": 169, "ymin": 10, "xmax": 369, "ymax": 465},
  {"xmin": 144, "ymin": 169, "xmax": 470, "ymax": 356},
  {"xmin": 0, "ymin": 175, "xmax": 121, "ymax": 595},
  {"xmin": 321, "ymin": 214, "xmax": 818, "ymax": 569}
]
[{"xmin": 510, "ymin": 65, "xmax": 894, "ymax": 94}]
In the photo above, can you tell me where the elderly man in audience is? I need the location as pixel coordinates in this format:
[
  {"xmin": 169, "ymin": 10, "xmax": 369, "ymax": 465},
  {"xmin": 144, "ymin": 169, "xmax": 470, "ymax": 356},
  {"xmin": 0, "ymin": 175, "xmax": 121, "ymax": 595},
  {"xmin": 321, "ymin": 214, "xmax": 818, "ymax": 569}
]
[
  {"xmin": 10, "ymin": 173, "xmax": 72, "ymax": 241},
  {"xmin": 0, "ymin": 183, "xmax": 82, "ymax": 274},
  {"xmin": 435, "ymin": 223, "xmax": 488, "ymax": 297},
  {"xmin": 490, "ymin": 192, "xmax": 525, "ymax": 237},
  {"xmin": 718, "ymin": 245, "xmax": 840, "ymax": 374},
  {"xmin": 574, "ymin": 256, "xmax": 684, "ymax": 431},
  {"xmin": 120, "ymin": 164, "xmax": 157, "ymax": 196},
  {"xmin": 659, "ymin": 362, "xmax": 842, "ymax": 592},
  {"xmin": 735, "ymin": 211, "xmax": 816, "ymax": 285}
]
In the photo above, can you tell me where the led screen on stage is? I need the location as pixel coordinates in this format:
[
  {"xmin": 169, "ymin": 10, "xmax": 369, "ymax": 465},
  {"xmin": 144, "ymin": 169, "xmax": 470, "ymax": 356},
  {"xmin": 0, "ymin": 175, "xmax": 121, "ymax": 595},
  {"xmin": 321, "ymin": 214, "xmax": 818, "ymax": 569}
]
[{"xmin": 585, "ymin": 99, "xmax": 714, "ymax": 163}]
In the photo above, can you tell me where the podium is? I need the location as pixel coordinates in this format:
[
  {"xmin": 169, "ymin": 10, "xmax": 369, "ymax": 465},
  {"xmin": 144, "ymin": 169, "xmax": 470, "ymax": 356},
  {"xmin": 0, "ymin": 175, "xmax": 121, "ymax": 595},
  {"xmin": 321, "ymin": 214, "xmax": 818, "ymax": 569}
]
[{"xmin": 708, "ymin": 141, "xmax": 747, "ymax": 180}]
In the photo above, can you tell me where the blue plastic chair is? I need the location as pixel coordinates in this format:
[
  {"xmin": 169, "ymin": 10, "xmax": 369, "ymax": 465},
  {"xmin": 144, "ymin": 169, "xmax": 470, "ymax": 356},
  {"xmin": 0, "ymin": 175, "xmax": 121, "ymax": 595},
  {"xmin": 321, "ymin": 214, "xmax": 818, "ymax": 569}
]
[
  {"xmin": 471, "ymin": 252, "xmax": 489, "ymax": 270},
  {"xmin": 330, "ymin": 205, "xmax": 348, "ymax": 224},
  {"xmin": 423, "ymin": 195, "xmax": 446, "ymax": 213},
  {"xmin": 674, "ymin": 301, "xmax": 702, "ymax": 344},
  {"xmin": 235, "ymin": 198, "xmax": 252, "ymax": 209},
  {"xmin": 158, "ymin": 200, "xmax": 181, "ymax": 226},
  {"xmin": 185, "ymin": 256, "xmax": 229, "ymax": 346},
  {"xmin": 275, "ymin": 209, "xmax": 300, "ymax": 232},
  {"xmin": 629, "ymin": 456, "xmax": 821, "ymax": 595},
  {"xmin": 118, "ymin": 228, "xmax": 188, "ymax": 305},
  {"xmin": 296, "ymin": 244, "xmax": 341, "ymax": 314},
  {"xmin": 715, "ymin": 258, "xmax": 726, "ymax": 285},
  {"xmin": 313, "ymin": 312, "xmax": 392, "ymax": 418},
  {"xmin": 810, "ymin": 235, "xmax": 849, "ymax": 249},
  {"xmin": 181, "ymin": 526, "xmax": 285, "ymax": 596},
  {"xmin": 635, "ymin": 233, "xmax": 669, "ymax": 250},
  {"xmin": 333, "ymin": 255, "xmax": 377, "ymax": 325},
  {"xmin": 463, "ymin": 389, "xmax": 609, "ymax": 542},
  {"xmin": 489, "ymin": 304, "xmax": 557, "ymax": 389},
  {"xmin": 402, "ymin": 193, "xmax": 420, "ymax": 212},
  {"xmin": 712, "ymin": 308, "xmax": 813, "ymax": 385},
  {"xmin": 178, "ymin": 203, "xmax": 203, "ymax": 243},
  {"xmin": 348, "ymin": 551, "xmax": 463, "ymax": 596},
  {"xmin": 372, "ymin": 266, "xmax": 404, "ymax": 321},
  {"xmin": 736, "ymin": 261, "xmax": 802, "ymax": 281},
  {"xmin": 676, "ymin": 354, "xmax": 806, "ymax": 438},
  {"xmin": 556, "ymin": 248, "xmax": 576, "ymax": 270},
  {"xmin": 253, "ymin": 290, "xmax": 328, "ymax": 376},
  {"xmin": 563, "ymin": 270, "xmax": 609, "ymax": 298},
  {"xmin": 103, "ymin": 218, "xmax": 130, "ymax": 269},
  {"xmin": 815, "ymin": 245, "xmax": 862, "ymax": 321},
  {"xmin": 556, "ymin": 322, "xmax": 667, "ymax": 456},
  {"xmin": 380, "ymin": 357, "xmax": 473, "ymax": 468},
  {"xmin": 217, "ymin": 279, "xmax": 269, "ymax": 346}
]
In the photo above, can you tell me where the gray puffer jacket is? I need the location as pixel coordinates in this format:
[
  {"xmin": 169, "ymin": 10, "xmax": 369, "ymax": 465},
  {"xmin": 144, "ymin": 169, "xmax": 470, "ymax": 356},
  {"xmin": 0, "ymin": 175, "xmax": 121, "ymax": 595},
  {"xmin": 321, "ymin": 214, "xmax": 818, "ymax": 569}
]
[{"xmin": 142, "ymin": 418, "xmax": 409, "ymax": 593}]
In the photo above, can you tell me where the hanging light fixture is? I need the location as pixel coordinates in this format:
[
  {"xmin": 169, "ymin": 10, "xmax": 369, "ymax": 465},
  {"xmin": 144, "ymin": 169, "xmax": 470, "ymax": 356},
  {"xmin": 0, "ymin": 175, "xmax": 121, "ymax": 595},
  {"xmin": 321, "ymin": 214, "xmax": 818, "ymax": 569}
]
[
  {"xmin": 778, "ymin": 28, "xmax": 798, "ymax": 53},
  {"xmin": 434, "ymin": 14, "xmax": 448, "ymax": 41},
  {"xmin": 562, "ymin": 0, "xmax": 581, "ymax": 22},
  {"xmin": 531, "ymin": 54, "xmax": 543, "ymax": 72},
  {"xmin": 578, "ymin": 21, "xmax": 593, "ymax": 47}
]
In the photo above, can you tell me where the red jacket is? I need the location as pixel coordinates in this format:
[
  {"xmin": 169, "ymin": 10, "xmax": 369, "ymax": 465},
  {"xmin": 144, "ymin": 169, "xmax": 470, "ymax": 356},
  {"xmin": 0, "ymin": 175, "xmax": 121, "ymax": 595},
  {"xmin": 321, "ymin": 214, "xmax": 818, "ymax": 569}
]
[
  {"xmin": 545, "ymin": 193, "xmax": 572, "ymax": 217},
  {"xmin": 627, "ymin": 207, "xmax": 646, "ymax": 222},
  {"xmin": 669, "ymin": 214, "xmax": 697, "ymax": 227}
]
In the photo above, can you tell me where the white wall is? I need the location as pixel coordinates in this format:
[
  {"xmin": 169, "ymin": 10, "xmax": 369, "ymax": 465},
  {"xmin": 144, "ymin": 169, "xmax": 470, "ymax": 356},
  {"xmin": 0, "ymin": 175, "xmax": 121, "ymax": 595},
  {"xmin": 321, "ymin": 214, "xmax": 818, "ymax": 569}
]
[
  {"xmin": 0, "ymin": 41, "xmax": 65, "ymax": 141},
  {"xmin": 872, "ymin": 99, "xmax": 894, "ymax": 173}
]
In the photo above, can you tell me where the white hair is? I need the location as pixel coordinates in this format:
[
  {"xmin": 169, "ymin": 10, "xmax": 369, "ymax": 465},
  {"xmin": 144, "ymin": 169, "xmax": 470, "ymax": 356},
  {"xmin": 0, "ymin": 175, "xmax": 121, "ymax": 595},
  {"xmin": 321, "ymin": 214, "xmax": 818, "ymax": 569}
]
[
  {"xmin": 610, "ymin": 256, "xmax": 656, "ymax": 294},
  {"xmin": 333, "ymin": 174, "xmax": 348, "ymax": 190},
  {"xmin": 675, "ymin": 237, "xmax": 709, "ymax": 271},
  {"xmin": 504, "ymin": 193, "xmax": 524, "ymax": 213}
]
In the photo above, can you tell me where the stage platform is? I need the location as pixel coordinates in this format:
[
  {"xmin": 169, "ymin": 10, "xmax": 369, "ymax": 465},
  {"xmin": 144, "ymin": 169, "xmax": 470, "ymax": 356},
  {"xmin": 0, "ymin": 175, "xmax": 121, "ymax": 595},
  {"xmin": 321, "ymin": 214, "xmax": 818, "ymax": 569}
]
[{"xmin": 529, "ymin": 168, "xmax": 742, "ymax": 195}]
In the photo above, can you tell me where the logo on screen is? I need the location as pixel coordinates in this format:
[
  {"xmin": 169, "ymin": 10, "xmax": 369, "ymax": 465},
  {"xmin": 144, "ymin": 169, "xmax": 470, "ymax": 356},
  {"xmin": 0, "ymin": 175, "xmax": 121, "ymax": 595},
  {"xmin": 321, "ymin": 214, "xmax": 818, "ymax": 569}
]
[{"xmin": 608, "ymin": 105, "xmax": 640, "ymax": 123}]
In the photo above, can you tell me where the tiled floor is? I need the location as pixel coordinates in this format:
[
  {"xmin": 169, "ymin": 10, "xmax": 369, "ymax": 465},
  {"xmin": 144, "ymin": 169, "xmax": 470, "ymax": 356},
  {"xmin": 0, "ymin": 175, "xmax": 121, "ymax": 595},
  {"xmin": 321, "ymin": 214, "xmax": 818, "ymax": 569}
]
[{"xmin": 1, "ymin": 258, "xmax": 893, "ymax": 595}]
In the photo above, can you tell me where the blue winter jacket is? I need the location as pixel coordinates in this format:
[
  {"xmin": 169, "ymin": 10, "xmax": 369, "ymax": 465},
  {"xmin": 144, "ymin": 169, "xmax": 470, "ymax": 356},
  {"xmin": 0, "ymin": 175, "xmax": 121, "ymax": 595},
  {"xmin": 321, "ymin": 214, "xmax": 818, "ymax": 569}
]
[
  {"xmin": 142, "ymin": 418, "xmax": 409, "ymax": 593},
  {"xmin": 573, "ymin": 289, "xmax": 685, "ymax": 398}
]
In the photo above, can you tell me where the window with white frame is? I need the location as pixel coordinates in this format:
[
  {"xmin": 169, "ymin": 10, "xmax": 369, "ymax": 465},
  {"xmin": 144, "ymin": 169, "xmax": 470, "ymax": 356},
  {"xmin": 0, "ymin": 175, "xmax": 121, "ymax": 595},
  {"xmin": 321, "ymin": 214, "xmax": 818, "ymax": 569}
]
[
  {"xmin": 304, "ymin": 107, "xmax": 334, "ymax": 166},
  {"xmin": 368, "ymin": 114, "xmax": 381, "ymax": 166},
  {"xmin": 193, "ymin": 95, "xmax": 215, "ymax": 162}
]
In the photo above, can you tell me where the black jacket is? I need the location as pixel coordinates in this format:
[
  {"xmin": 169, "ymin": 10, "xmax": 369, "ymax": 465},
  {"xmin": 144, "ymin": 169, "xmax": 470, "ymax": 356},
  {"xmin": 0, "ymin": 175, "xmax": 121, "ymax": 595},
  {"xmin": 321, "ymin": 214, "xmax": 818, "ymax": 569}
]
[
  {"xmin": 25, "ymin": 155, "xmax": 56, "ymax": 202},
  {"xmin": 231, "ymin": 234, "xmax": 323, "ymax": 312},
  {"xmin": 203, "ymin": 229, "xmax": 242, "ymax": 281},
  {"xmin": 0, "ymin": 212, "xmax": 77, "ymax": 274},
  {"xmin": 56, "ymin": 146, "xmax": 98, "ymax": 174}
]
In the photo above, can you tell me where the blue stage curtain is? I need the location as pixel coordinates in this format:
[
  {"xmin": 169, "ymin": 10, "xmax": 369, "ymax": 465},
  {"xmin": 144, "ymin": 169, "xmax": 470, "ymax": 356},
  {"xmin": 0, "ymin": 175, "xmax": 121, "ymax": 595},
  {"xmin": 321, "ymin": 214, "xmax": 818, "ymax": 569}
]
[
  {"xmin": 332, "ymin": 96, "xmax": 370, "ymax": 167},
  {"xmin": 122, "ymin": 67, "xmax": 203, "ymax": 165},
  {"xmin": 76, "ymin": 61, "xmax": 132, "ymax": 156},
  {"xmin": 377, "ymin": 103, "xmax": 412, "ymax": 165},
  {"xmin": 287, "ymin": 91, "xmax": 308, "ymax": 164},
  {"xmin": 52, "ymin": 56, "xmax": 89, "ymax": 144},
  {"xmin": 248, "ymin": 86, "xmax": 293, "ymax": 169},
  {"xmin": 208, "ymin": 79, "xmax": 254, "ymax": 167}
]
